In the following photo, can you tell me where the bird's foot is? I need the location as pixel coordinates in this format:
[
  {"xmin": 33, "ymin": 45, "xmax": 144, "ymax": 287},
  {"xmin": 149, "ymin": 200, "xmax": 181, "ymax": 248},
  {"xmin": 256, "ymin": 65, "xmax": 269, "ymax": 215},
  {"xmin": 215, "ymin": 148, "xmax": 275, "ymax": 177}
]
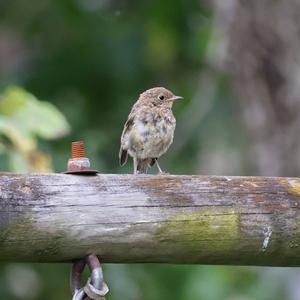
[
  {"xmin": 134, "ymin": 170, "xmax": 147, "ymax": 175},
  {"xmin": 157, "ymin": 171, "xmax": 169, "ymax": 175}
]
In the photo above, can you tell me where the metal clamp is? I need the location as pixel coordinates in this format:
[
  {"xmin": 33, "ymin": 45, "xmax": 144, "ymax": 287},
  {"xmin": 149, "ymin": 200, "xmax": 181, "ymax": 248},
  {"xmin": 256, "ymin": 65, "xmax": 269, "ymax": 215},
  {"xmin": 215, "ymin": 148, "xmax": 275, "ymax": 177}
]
[{"xmin": 71, "ymin": 254, "xmax": 109, "ymax": 300}]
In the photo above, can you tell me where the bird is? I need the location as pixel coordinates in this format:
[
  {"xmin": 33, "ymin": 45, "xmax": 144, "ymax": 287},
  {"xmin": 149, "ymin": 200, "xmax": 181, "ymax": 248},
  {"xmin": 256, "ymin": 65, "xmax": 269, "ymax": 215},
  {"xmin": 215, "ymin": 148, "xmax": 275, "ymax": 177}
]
[{"xmin": 119, "ymin": 87, "xmax": 182, "ymax": 174}]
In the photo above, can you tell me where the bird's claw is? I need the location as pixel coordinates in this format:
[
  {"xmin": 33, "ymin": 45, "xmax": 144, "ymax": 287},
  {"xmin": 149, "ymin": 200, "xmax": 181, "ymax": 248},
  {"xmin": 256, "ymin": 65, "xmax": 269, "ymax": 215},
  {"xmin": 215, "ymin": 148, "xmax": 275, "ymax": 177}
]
[{"xmin": 157, "ymin": 171, "xmax": 169, "ymax": 175}]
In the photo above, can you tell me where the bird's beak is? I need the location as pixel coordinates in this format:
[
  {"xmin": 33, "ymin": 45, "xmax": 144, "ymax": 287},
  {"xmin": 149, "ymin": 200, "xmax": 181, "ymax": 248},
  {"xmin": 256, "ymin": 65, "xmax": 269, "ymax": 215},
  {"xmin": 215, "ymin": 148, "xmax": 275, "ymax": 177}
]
[{"xmin": 170, "ymin": 95, "xmax": 183, "ymax": 101}]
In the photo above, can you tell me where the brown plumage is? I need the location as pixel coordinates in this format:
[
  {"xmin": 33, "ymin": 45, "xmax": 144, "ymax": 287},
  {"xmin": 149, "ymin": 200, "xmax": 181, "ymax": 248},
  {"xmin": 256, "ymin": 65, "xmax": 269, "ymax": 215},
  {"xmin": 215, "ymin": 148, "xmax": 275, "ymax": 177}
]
[{"xmin": 119, "ymin": 87, "xmax": 182, "ymax": 174}]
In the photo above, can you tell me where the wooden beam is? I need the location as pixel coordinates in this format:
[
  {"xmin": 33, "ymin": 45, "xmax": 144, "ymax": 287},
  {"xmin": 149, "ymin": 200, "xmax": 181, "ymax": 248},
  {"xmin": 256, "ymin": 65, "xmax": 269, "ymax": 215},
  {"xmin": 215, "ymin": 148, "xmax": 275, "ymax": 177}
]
[{"xmin": 0, "ymin": 173, "xmax": 299, "ymax": 266}]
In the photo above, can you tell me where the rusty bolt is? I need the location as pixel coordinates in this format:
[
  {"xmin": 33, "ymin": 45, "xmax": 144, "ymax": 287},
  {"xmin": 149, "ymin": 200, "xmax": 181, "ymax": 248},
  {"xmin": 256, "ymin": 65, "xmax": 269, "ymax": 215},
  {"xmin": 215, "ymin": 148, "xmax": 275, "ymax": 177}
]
[{"xmin": 64, "ymin": 141, "xmax": 98, "ymax": 175}]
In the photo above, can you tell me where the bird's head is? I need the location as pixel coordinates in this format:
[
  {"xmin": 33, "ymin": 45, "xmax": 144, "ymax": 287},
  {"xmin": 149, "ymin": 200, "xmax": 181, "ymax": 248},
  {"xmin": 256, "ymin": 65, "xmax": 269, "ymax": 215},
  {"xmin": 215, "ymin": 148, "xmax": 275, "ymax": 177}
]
[{"xmin": 139, "ymin": 87, "xmax": 183, "ymax": 108}]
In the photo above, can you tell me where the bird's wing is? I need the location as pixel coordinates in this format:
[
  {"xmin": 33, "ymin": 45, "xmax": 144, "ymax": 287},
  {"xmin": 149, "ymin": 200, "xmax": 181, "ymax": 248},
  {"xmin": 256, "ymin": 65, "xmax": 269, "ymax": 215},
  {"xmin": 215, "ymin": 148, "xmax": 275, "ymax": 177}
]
[
  {"xmin": 119, "ymin": 109, "xmax": 136, "ymax": 166},
  {"xmin": 119, "ymin": 148, "xmax": 128, "ymax": 167}
]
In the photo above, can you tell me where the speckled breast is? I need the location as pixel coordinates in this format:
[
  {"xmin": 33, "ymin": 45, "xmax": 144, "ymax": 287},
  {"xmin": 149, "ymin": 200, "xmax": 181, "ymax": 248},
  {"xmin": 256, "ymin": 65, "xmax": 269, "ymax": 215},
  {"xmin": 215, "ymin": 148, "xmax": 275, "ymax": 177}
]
[{"xmin": 128, "ymin": 111, "xmax": 176, "ymax": 159}]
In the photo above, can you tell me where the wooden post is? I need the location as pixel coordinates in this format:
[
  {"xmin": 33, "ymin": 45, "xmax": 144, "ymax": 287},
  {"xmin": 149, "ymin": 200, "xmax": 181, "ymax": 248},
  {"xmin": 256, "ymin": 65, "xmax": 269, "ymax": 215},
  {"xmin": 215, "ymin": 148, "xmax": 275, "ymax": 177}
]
[{"xmin": 0, "ymin": 173, "xmax": 299, "ymax": 266}]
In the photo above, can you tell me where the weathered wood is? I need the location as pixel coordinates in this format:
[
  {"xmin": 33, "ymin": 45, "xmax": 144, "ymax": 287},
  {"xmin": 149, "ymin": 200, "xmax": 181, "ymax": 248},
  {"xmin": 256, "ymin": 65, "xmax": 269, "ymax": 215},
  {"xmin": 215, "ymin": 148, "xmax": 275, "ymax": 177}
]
[{"xmin": 0, "ymin": 173, "xmax": 300, "ymax": 266}]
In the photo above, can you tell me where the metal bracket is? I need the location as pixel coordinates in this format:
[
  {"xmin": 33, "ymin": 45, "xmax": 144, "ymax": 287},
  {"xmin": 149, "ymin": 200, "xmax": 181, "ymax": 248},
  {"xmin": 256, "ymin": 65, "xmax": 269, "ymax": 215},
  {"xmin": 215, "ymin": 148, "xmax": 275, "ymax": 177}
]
[{"xmin": 70, "ymin": 255, "xmax": 109, "ymax": 300}]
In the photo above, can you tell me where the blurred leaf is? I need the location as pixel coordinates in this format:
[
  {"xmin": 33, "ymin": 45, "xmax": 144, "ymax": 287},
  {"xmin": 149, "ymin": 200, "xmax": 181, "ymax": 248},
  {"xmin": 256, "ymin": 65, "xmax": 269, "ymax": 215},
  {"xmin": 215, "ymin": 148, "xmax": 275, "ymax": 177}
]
[
  {"xmin": 0, "ymin": 86, "xmax": 70, "ymax": 172},
  {"xmin": 0, "ymin": 86, "xmax": 27, "ymax": 116},
  {"xmin": 0, "ymin": 116, "xmax": 35, "ymax": 152},
  {"xmin": 14, "ymin": 100, "xmax": 70, "ymax": 139},
  {"xmin": 0, "ymin": 86, "xmax": 70, "ymax": 140}
]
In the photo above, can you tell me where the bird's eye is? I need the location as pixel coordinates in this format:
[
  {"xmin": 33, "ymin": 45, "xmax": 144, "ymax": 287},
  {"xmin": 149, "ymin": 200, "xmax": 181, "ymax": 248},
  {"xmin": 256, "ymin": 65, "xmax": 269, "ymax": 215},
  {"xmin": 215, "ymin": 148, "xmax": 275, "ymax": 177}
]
[{"xmin": 159, "ymin": 95, "xmax": 165, "ymax": 100}]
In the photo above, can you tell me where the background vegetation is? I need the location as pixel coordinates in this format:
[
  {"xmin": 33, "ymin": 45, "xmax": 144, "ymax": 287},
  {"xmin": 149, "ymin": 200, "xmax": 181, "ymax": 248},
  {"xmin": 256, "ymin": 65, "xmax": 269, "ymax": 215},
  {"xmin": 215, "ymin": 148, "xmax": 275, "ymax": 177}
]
[{"xmin": 0, "ymin": 0, "xmax": 299, "ymax": 299}]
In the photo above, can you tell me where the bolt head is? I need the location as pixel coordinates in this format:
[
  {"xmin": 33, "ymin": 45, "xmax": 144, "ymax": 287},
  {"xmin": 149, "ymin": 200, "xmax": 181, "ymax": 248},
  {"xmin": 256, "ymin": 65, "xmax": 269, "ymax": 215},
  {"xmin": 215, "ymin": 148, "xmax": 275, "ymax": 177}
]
[{"xmin": 67, "ymin": 157, "xmax": 91, "ymax": 172}]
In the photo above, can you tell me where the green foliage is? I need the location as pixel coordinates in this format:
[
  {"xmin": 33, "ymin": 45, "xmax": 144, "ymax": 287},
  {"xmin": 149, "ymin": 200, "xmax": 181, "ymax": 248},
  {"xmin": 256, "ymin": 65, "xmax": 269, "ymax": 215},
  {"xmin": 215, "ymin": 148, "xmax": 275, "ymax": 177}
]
[
  {"xmin": 0, "ymin": 86, "xmax": 69, "ymax": 172},
  {"xmin": 0, "ymin": 86, "xmax": 69, "ymax": 139},
  {"xmin": 0, "ymin": 1, "xmax": 294, "ymax": 299}
]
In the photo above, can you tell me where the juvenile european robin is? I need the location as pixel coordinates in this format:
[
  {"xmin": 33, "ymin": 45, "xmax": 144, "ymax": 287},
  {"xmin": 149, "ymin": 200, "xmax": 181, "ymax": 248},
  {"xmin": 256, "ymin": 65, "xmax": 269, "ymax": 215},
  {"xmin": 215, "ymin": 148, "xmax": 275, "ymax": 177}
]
[{"xmin": 119, "ymin": 87, "xmax": 183, "ymax": 174}]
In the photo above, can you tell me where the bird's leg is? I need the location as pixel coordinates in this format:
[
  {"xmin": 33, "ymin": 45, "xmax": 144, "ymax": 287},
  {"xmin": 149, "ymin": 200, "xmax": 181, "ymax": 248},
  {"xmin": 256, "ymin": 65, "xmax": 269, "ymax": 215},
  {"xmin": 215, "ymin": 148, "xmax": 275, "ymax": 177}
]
[
  {"xmin": 155, "ymin": 160, "xmax": 163, "ymax": 173},
  {"xmin": 133, "ymin": 156, "xmax": 138, "ymax": 174},
  {"xmin": 155, "ymin": 159, "xmax": 169, "ymax": 175}
]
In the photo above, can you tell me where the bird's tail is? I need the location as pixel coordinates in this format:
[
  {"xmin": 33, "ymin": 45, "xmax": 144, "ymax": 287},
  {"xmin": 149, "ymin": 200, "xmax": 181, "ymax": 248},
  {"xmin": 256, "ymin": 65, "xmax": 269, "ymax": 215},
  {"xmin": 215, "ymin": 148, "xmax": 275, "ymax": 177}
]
[{"xmin": 136, "ymin": 158, "xmax": 151, "ymax": 174}]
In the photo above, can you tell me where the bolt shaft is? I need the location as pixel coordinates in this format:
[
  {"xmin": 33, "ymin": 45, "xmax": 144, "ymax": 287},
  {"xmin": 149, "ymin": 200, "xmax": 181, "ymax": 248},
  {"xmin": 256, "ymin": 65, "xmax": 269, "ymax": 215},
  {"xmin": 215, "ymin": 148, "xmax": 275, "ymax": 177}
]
[{"xmin": 71, "ymin": 141, "xmax": 85, "ymax": 159}]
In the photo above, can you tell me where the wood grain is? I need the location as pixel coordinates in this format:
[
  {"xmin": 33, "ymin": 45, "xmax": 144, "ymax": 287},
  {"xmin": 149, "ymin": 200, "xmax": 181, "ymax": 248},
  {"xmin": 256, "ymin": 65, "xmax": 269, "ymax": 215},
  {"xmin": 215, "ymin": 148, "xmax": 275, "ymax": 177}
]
[{"xmin": 0, "ymin": 173, "xmax": 299, "ymax": 266}]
